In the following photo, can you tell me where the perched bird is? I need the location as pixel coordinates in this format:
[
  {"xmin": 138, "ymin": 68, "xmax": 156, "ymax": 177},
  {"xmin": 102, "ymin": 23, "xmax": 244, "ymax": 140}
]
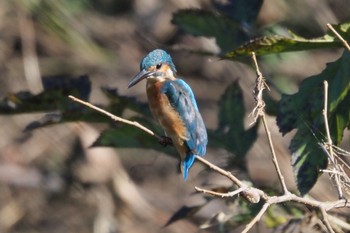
[{"xmin": 128, "ymin": 49, "xmax": 208, "ymax": 180}]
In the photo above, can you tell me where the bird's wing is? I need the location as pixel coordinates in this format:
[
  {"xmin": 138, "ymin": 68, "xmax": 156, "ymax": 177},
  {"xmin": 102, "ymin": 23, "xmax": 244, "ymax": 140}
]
[{"xmin": 161, "ymin": 79, "xmax": 207, "ymax": 156}]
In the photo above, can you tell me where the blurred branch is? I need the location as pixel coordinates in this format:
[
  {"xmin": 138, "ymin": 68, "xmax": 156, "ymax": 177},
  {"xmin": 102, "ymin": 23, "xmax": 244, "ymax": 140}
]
[
  {"xmin": 17, "ymin": 3, "xmax": 43, "ymax": 94},
  {"xmin": 320, "ymin": 208, "xmax": 336, "ymax": 233}
]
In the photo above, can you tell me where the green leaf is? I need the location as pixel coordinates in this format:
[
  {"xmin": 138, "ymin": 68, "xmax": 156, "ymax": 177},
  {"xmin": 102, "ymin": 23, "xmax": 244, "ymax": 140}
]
[
  {"xmin": 290, "ymin": 128, "xmax": 328, "ymax": 196},
  {"xmin": 172, "ymin": 9, "xmax": 248, "ymax": 52},
  {"xmin": 277, "ymin": 50, "xmax": 350, "ymax": 195},
  {"xmin": 213, "ymin": 0, "xmax": 263, "ymax": 26},
  {"xmin": 215, "ymin": 81, "xmax": 258, "ymax": 162},
  {"xmin": 224, "ymin": 22, "xmax": 350, "ymax": 59},
  {"xmin": 0, "ymin": 75, "xmax": 91, "ymax": 114},
  {"xmin": 224, "ymin": 35, "xmax": 339, "ymax": 59},
  {"xmin": 329, "ymin": 93, "xmax": 350, "ymax": 144},
  {"xmin": 218, "ymin": 81, "xmax": 245, "ymax": 133}
]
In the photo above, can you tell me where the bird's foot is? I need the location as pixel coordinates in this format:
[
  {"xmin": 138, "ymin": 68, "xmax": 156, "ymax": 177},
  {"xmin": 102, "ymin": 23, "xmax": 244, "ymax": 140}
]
[{"xmin": 158, "ymin": 136, "xmax": 173, "ymax": 147}]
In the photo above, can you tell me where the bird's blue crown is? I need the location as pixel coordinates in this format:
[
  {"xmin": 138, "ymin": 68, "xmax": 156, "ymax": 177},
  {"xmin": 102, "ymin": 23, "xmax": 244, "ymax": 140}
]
[{"xmin": 140, "ymin": 49, "xmax": 177, "ymax": 74}]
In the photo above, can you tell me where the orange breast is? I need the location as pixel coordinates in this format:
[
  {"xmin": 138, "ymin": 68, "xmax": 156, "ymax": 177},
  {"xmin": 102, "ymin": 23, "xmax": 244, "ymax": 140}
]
[{"xmin": 146, "ymin": 80, "xmax": 188, "ymax": 158}]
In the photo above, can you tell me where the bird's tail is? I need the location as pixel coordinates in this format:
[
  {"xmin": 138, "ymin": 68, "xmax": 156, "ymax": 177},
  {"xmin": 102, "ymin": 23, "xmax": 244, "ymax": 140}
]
[{"xmin": 182, "ymin": 154, "xmax": 196, "ymax": 180}]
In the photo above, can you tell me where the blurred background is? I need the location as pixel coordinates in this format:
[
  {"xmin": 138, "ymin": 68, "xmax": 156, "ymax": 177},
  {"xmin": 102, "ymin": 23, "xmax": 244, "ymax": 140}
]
[{"xmin": 0, "ymin": 0, "xmax": 349, "ymax": 232}]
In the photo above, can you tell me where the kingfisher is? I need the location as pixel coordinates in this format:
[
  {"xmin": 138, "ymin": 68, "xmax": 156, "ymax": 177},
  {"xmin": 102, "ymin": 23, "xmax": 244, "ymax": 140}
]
[{"xmin": 128, "ymin": 49, "xmax": 208, "ymax": 180}]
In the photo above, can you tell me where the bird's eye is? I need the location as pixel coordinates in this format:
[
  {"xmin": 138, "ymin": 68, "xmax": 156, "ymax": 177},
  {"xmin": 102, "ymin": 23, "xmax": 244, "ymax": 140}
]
[{"xmin": 156, "ymin": 63, "xmax": 162, "ymax": 69}]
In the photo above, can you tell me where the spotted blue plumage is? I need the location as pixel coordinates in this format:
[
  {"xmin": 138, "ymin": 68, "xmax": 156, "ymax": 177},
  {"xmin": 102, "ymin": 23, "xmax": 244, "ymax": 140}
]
[
  {"xmin": 161, "ymin": 79, "xmax": 208, "ymax": 180},
  {"xmin": 140, "ymin": 49, "xmax": 177, "ymax": 74}
]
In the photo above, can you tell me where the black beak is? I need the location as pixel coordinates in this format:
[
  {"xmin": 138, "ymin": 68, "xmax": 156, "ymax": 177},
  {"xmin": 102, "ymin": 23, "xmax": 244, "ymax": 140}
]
[{"xmin": 128, "ymin": 69, "xmax": 156, "ymax": 88}]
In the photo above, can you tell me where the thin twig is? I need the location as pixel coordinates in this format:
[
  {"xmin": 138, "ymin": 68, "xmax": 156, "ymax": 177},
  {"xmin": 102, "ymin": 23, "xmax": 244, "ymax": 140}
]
[
  {"xmin": 241, "ymin": 202, "xmax": 270, "ymax": 233},
  {"xmin": 249, "ymin": 52, "xmax": 269, "ymax": 124},
  {"xmin": 332, "ymin": 145, "xmax": 350, "ymax": 156},
  {"xmin": 195, "ymin": 156, "xmax": 243, "ymax": 187},
  {"xmin": 323, "ymin": 81, "xmax": 334, "ymax": 161},
  {"xmin": 328, "ymin": 214, "xmax": 350, "ymax": 231},
  {"xmin": 195, "ymin": 156, "xmax": 261, "ymax": 203},
  {"xmin": 261, "ymin": 114, "xmax": 289, "ymax": 195},
  {"xmin": 322, "ymin": 81, "xmax": 343, "ymax": 199},
  {"xmin": 326, "ymin": 23, "xmax": 350, "ymax": 52},
  {"xmin": 250, "ymin": 52, "xmax": 289, "ymax": 195},
  {"xmin": 320, "ymin": 208, "xmax": 336, "ymax": 233},
  {"xmin": 68, "ymin": 95, "xmax": 162, "ymax": 141},
  {"xmin": 195, "ymin": 186, "xmax": 246, "ymax": 198}
]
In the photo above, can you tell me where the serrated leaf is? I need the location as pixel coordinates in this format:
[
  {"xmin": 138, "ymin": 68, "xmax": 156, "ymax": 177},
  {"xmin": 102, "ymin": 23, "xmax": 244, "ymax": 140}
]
[
  {"xmin": 224, "ymin": 22, "xmax": 350, "ymax": 58},
  {"xmin": 290, "ymin": 128, "xmax": 328, "ymax": 196},
  {"xmin": 277, "ymin": 50, "xmax": 350, "ymax": 195},
  {"xmin": 172, "ymin": 9, "xmax": 248, "ymax": 52},
  {"xmin": 224, "ymin": 35, "xmax": 341, "ymax": 59},
  {"xmin": 215, "ymin": 81, "xmax": 258, "ymax": 160},
  {"xmin": 213, "ymin": 0, "xmax": 263, "ymax": 27}
]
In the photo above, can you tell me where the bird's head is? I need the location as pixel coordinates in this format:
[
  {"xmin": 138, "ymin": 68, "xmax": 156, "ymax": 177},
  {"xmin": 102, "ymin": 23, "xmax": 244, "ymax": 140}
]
[{"xmin": 128, "ymin": 49, "xmax": 177, "ymax": 88}]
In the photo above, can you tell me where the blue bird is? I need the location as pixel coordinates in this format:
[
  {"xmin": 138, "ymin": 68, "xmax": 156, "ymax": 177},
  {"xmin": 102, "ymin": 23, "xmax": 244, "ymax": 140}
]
[{"xmin": 128, "ymin": 49, "xmax": 208, "ymax": 180}]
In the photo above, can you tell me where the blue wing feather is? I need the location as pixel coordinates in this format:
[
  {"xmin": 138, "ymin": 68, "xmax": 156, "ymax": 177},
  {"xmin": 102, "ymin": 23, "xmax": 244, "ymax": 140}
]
[{"xmin": 161, "ymin": 79, "xmax": 207, "ymax": 180}]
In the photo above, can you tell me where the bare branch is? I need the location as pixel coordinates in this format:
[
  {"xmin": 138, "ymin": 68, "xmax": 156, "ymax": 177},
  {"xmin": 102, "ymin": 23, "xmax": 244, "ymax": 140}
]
[
  {"xmin": 249, "ymin": 52, "xmax": 269, "ymax": 123},
  {"xmin": 332, "ymin": 145, "xmax": 350, "ymax": 157},
  {"xmin": 241, "ymin": 202, "xmax": 270, "ymax": 233},
  {"xmin": 328, "ymin": 214, "xmax": 350, "ymax": 231},
  {"xmin": 250, "ymin": 52, "xmax": 289, "ymax": 195},
  {"xmin": 323, "ymin": 81, "xmax": 335, "ymax": 161},
  {"xmin": 326, "ymin": 23, "xmax": 350, "ymax": 52},
  {"xmin": 194, "ymin": 156, "xmax": 243, "ymax": 187},
  {"xmin": 322, "ymin": 81, "xmax": 344, "ymax": 199},
  {"xmin": 194, "ymin": 186, "xmax": 246, "ymax": 198},
  {"xmin": 320, "ymin": 208, "xmax": 336, "ymax": 233},
  {"xmin": 68, "ymin": 95, "xmax": 163, "ymax": 141}
]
